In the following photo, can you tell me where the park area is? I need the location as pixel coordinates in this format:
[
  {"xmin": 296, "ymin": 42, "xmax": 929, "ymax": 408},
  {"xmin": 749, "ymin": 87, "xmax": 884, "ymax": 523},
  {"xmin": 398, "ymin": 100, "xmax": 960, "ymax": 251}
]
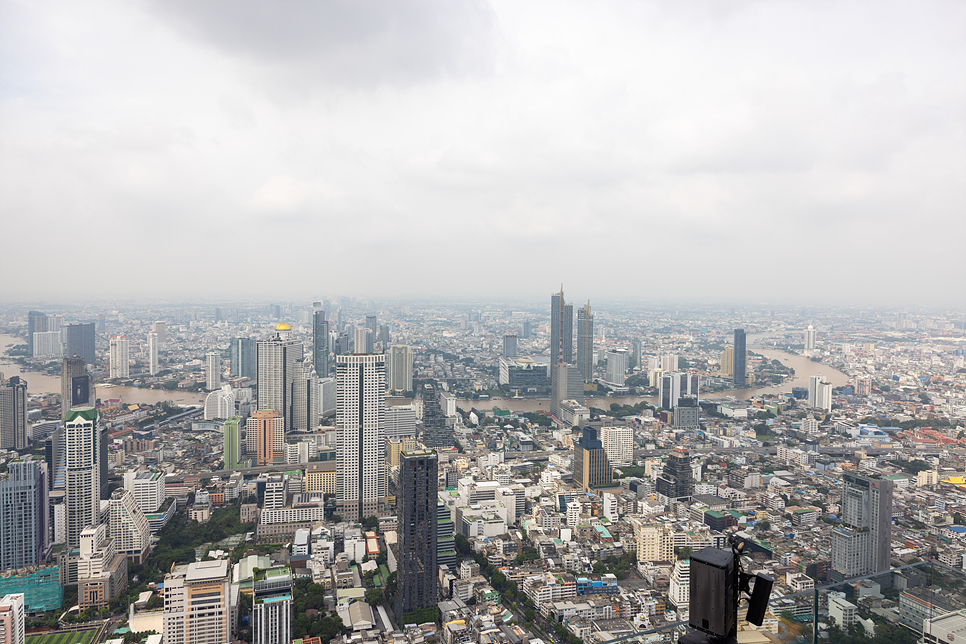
[{"xmin": 26, "ymin": 630, "xmax": 98, "ymax": 644}]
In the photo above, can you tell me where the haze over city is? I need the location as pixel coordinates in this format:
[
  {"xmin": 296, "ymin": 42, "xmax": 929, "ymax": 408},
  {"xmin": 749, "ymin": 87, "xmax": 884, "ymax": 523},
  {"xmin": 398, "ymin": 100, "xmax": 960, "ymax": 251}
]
[{"xmin": 2, "ymin": 0, "xmax": 964, "ymax": 305}]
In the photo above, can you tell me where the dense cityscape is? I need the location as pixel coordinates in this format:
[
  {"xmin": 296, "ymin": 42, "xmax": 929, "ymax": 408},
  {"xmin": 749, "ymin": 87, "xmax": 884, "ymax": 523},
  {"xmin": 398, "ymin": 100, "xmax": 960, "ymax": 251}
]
[{"xmin": 0, "ymin": 293, "xmax": 964, "ymax": 644}]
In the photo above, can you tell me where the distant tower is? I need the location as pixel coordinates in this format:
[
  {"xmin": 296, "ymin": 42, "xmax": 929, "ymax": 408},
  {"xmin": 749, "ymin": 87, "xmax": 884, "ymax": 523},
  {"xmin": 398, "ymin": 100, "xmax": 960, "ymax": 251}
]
[
  {"xmin": 151, "ymin": 321, "xmax": 166, "ymax": 344},
  {"xmin": 61, "ymin": 357, "xmax": 93, "ymax": 420},
  {"xmin": 395, "ymin": 450, "xmax": 438, "ymax": 621},
  {"xmin": 604, "ymin": 349, "xmax": 627, "ymax": 386},
  {"xmin": 63, "ymin": 323, "xmax": 95, "ymax": 365},
  {"xmin": 256, "ymin": 323, "xmax": 303, "ymax": 433},
  {"xmin": 336, "ymin": 354, "xmax": 386, "ymax": 521},
  {"xmin": 291, "ymin": 359, "xmax": 319, "ymax": 432},
  {"xmin": 313, "ymin": 310, "xmax": 329, "ymax": 378},
  {"xmin": 27, "ymin": 311, "xmax": 47, "ymax": 357},
  {"xmin": 732, "ymin": 329, "xmax": 746, "ymax": 388},
  {"xmin": 365, "ymin": 314, "xmax": 378, "ymax": 338},
  {"xmin": 550, "ymin": 286, "xmax": 574, "ymax": 416},
  {"xmin": 576, "ymin": 302, "xmax": 594, "ymax": 385},
  {"xmin": 503, "ymin": 334, "xmax": 518, "ymax": 359},
  {"xmin": 420, "ymin": 384, "xmax": 453, "ymax": 448},
  {"xmin": 353, "ymin": 327, "xmax": 373, "ymax": 354},
  {"xmin": 521, "ymin": 319, "xmax": 532, "ymax": 339},
  {"xmin": 230, "ymin": 338, "xmax": 256, "ymax": 379},
  {"xmin": 805, "ymin": 325, "xmax": 817, "ymax": 353},
  {"xmin": 0, "ymin": 376, "xmax": 28, "ymax": 451},
  {"xmin": 148, "ymin": 333, "xmax": 159, "ymax": 376},
  {"xmin": 109, "ymin": 336, "xmax": 130, "ymax": 379},
  {"xmin": 387, "ymin": 345, "xmax": 413, "ymax": 394},
  {"xmin": 64, "ymin": 407, "xmax": 100, "ymax": 548},
  {"xmin": 206, "ymin": 352, "xmax": 221, "ymax": 391}
]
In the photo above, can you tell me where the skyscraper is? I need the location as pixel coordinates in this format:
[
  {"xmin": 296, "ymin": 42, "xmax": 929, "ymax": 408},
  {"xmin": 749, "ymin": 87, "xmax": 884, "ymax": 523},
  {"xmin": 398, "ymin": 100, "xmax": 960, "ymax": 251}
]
[
  {"xmin": 0, "ymin": 458, "xmax": 50, "ymax": 571},
  {"xmin": 659, "ymin": 372, "xmax": 699, "ymax": 410},
  {"xmin": 605, "ymin": 349, "xmax": 627, "ymax": 386},
  {"xmin": 576, "ymin": 302, "xmax": 594, "ymax": 385},
  {"xmin": 0, "ymin": 594, "xmax": 25, "ymax": 644},
  {"xmin": 550, "ymin": 287, "xmax": 574, "ymax": 370},
  {"xmin": 312, "ymin": 310, "xmax": 329, "ymax": 378},
  {"xmin": 223, "ymin": 417, "xmax": 242, "ymax": 470},
  {"xmin": 420, "ymin": 384, "xmax": 453, "ymax": 448},
  {"xmin": 163, "ymin": 560, "xmax": 231, "ymax": 644},
  {"xmin": 656, "ymin": 447, "xmax": 693, "ymax": 501},
  {"xmin": 521, "ymin": 319, "xmax": 531, "ymax": 339},
  {"xmin": 0, "ymin": 377, "xmax": 28, "ymax": 451},
  {"xmin": 831, "ymin": 473, "xmax": 893, "ymax": 581},
  {"xmin": 230, "ymin": 337, "xmax": 257, "ymax": 379},
  {"xmin": 387, "ymin": 345, "xmax": 413, "ymax": 394},
  {"xmin": 573, "ymin": 427, "xmax": 612, "ymax": 492},
  {"xmin": 366, "ymin": 314, "xmax": 378, "ymax": 338},
  {"xmin": 63, "ymin": 324, "xmax": 95, "ymax": 365},
  {"xmin": 805, "ymin": 325, "xmax": 817, "ymax": 353},
  {"xmin": 808, "ymin": 375, "xmax": 832, "ymax": 412},
  {"xmin": 395, "ymin": 450, "xmax": 438, "ymax": 621},
  {"xmin": 551, "ymin": 364, "xmax": 584, "ymax": 417},
  {"xmin": 336, "ymin": 354, "xmax": 386, "ymax": 521},
  {"xmin": 151, "ymin": 321, "xmax": 166, "ymax": 344},
  {"xmin": 732, "ymin": 328, "xmax": 746, "ymax": 388},
  {"xmin": 64, "ymin": 407, "xmax": 100, "ymax": 548},
  {"xmin": 503, "ymin": 334, "xmax": 518, "ymax": 359},
  {"xmin": 256, "ymin": 324, "xmax": 302, "ymax": 433},
  {"xmin": 252, "ymin": 566, "xmax": 293, "ymax": 644},
  {"xmin": 27, "ymin": 311, "xmax": 47, "ymax": 357},
  {"xmin": 353, "ymin": 327, "xmax": 373, "ymax": 354},
  {"xmin": 206, "ymin": 352, "xmax": 221, "ymax": 391},
  {"xmin": 291, "ymin": 359, "xmax": 319, "ymax": 432},
  {"xmin": 249, "ymin": 410, "xmax": 284, "ymax": 466},
  {"xmin": 109, "ymin": 336, "xmax": 129, "ymax": 379},
  {"xmin": 148, "ymin": 333, "xmax": 159, "ymax": 375},
  {"xmin": 108, "ymin": 488, "xmax": 150, "ymax": 563}
]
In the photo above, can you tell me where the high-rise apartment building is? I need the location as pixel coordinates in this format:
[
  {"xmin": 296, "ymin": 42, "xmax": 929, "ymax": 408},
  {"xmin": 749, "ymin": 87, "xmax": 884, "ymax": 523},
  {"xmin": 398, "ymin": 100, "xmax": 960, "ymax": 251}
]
[
  {"xmin": 147, "ymin": 334, "xmax": 159, "ymax": 376},
  {"xmin": 336, "ymin": 354, "xmax": 386, "ymax": 521},
  {"xmin": 573, "ymin": 427, "xmax": 612, "ymax": 492},
  {"xmin": 0, "ymin": 377, "xmax": 27, "ymax": 451},
  {"xmin": 312, "ymin": 310, "xmax": 329, "ymax": 378},
  {"xmin": 65, "ymin": 407, "xmax": 100, "ymax": 548},
  {"xmin": 0, "ymin": 594, "xmax": 25, "ymax": 644},
  {"xmin": 151, "ymin": 321, "xmax": 166, "ymax": 344},
  {"xmin": 31, "ymin": 331, "xmax": 62, "ymax": 359},
  {"xmin": 604, "ymin": 349, "xmax": 627, "ymax": 386},
  {"xmin": 63, "ymin": 324, "xmax": 95, "ymax": 366},
  {"xmin": 109, "ymin": 336, "xmax": 129, "ymax": 379},
  {"xmin": 249, "ymin": 410, "xmax": 284, "ymax": 466},
  {"xmin": 387, "ymin": 345, "xmax": 413, "ymax": 394},
  {"xmin": 551, "ymin": 364, "xmax": 584, "ymax": 417},
  {"xmin": 163, "ymin": 560, "xmax": 232, "ymax": 644},
  {"xmin": 108, "ymin": 488, "xmax": 150, "ymax": 563},
  {"xmin": 206, "ymin": 352, "xmax": 221, "ymax": 391},
  {"xmin": 601, "ymin": 426, "xmax": 634, "ymax": 467},
  {"xmin": 27, "ymin": 311, "xmax": 47, "ymax": 357},
  {"xmin": 522, "ymin": 319, "xmax": 531, "ymax": 339},
  {"xmin": 718, "ymin": 347, "xmax": 733, "ymax": 377},
  {"xmin": 353, "ymin": 327, "xmax": 373, "ymax": 354},
  {"xmin": 420, "ymin": 384, "xmax": 453, "ymax": 448},
  {"xmin": 291, "ymin": 359, "xmax": 319, "ymax": 432},
  {"xmin": 831, "ymin": 473, "xmax": 893, "ymax": 581},
  {"xmin": 576, "ymin": 302, "xmax": 594, "ymax": 385},
  {"xmin": 223, "ymin": 418, "xmax": 242, "ymax": 470},
  {"xmin": 123, "ymin": 471, "xmax": 166, "ymax": 513},
  {"xmin": 0, "ymin": 458, "xmax": 50, "ymax": 571},
  {"xmin": 805, "ymin": 325, "xmax": 817, "ymax": 352},
  {"xmin": 256, "ymin": 324, "xmax": 302, "ymax": 433},
  {"xmin": 395, "ymin": 450, "xmax": 438, "ymax": 620},
  {"xmin": 230, "ymin": 338, "xmax": 257, "ymax": 379},
  {"xmin": 732, "ymin": 328, "xmax": 746, "ymax": 388},
  {"xmin": 252, "ymin": 567, "xmax": 292, "ymax": 644},
  {"xmin": 550, "ymin": 287, "xmax": 574, "ymax": 371},
  {"xmin": 808, "ymin": 375, "xmax": 832, "ymax": 413},
  {"xmin": 503, "ymin": 334, "xmax": 518, "ymax": 360},
  {"xmin": 659, "ymin": 372, "xmax": 699, "ymax": 410},
  {"xmin": 656, "ymin": 447, "xmax": 693, "ymax": 501}
]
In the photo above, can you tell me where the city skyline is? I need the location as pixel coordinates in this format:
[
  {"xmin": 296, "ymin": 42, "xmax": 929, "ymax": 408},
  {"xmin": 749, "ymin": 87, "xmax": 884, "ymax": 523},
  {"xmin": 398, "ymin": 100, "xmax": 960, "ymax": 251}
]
[{"xmin": 1, "ymin": 2, "xmax": 963, "ymax": 305}]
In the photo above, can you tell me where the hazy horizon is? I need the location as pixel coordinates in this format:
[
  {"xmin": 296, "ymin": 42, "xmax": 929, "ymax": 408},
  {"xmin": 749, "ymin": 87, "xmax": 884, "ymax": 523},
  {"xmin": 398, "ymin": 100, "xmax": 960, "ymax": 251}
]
[{"xmin": 2, "ymin": 1, "xmax": 964, "ymax": 306}]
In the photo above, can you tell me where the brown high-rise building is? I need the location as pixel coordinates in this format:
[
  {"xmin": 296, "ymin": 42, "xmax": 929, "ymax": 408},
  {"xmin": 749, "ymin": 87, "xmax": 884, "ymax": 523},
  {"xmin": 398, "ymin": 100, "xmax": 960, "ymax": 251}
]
[
  {"xmin": 248, "ymin": 410, "xmax": 283, "ymax": 466},
  {"xmin": 573, "ymin": 427, "xmax": 612, "ymax": 492}
]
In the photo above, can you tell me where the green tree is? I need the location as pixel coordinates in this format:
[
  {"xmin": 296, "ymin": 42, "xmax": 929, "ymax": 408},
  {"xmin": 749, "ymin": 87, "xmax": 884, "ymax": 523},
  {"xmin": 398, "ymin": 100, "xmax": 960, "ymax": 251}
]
[{"xmin": 365, "ymin": 588, "xmax": 383, "ymax": 606}]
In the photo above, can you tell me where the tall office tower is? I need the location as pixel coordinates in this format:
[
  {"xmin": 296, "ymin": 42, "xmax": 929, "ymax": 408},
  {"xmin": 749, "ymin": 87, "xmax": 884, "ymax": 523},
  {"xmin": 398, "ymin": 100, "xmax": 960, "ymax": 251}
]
[
  {"xmin": 0, "ymin": 593, "xmax": 25, "ymax": 644},
  {"xmin": 230, "ymin": 337, "xmax": 257, "ymax": 379},
  {"xmin": 163, "ymin": 560, "xmax": 231, "ymax": 644},
  {"xmin": 353, "ymin": 327, "xmax": 373, "ymax": 354},
  {"xmin": 206, "ymin": 352, "xmax": 221, "ymax": 391},
  {"xmin": 576, "ymin": 302, "xmax": 594, "ymax": 384},
  {"xmin": 659, "ymin": 372, "xmax": 699, "ymax": 409},
  {"xmin": 551, "ymin": 364, "xmax": 584, "ymax": 417},
  {"xmin": 252, "ymin": 566, "xmax": 293, "ymax": 644},
  {"xmin": 147, "ymin": 334, "xmax": 159, "ymax": 376},
  {"xmin": 365, "ymin": 314, "xmax": 378, "ymax": 338},
  {"xmin": 336, "ymin": 354, "xmax": 386, "ymax": 521},
  {"xmin": 387, "ymin": 345, "xmax": 413, "ymax": 394},
  {"xmin": 319, "ymin": 377, "xmax": 336, "ymax": 418},
  {"xmin": 831, "ymin": 473, "xmax": 893, "ymax": 581},
  {"xmin": 421, "ymin": 384, "xmax": 453, "ymax": 448},
  {"xmin": 0, "ymin": 377, "xmax": 28, "ymax": 450},
  {"xmin": 656, "ymin": 447, "xmax": 693, "ymax": 501},
  {"xmin": 732, "ymin": 328, "xmax": 746, "ymax": 387},
  {"xmin": 573, "ymin": 427, "xmax": 613, "ymax": 492},
  {"xmin": 718, "ymin": 347, "xmax": 734, "ymax": 377},
  {"xmin": 256, "ymin": 323, "xmax": 303, "ymax": 433},
  {"xmin": 151, "ymin": 321, "xmax": 166, "ymax": 344},
  {"xmin": 395, "ymin": 450, "xmax": 438, "ymax": 621},
  {"xmin": 503, "ymin": 334, "xmax": 518, "ymax": 359},
  {"xmin": 108, "ymin": 488, "xmax": 150, "ymax": 563},
  {"xmin": 109, "ymin": 336, "xmax": 130, "ymax": 379},
  {"xmin": 45, "ymin": 426, "xmax": 66, "ymax": 490},
  {"xmin": 249, "ymin": 410, "xmax": 284, "ymax": 466},
  {"xmin": 214, "ymin": 307, "xmax": 222, "ymax": 323},
  {"xmin": 605, "ymin": 349, "xmax": 628, "ymax": 386},
  {"xmin": 63, "ymin": 324, "xmax": 95, "ymax": 365},
  {"xmin": 521, "ymin": 319, "xmax": 531, "ymax": 339},
  {"xmin": 378, "ymin": 325, "xmax": 390, "ymax": 349},
  {"xmin": 223, "ymin": 417, "xmax": 242, "ymax": 470},
  {"xmin": 600, "ymin": 426, "xmax": 634, "ymax": 467},
  {"xmin": 805, "ymin": 325, "xmax": 817, "ymax": 352},
  {"xmin": 550, "ymin": 286, "xmax": 574, "ymax": 371},
  {"xmin": 291, "ymin": 359, "xmax": 319, "ymax": 432},
  {"xmin": 0, "ymin": 458, "xmax": 50, "ymax": 571},
  {"xmin": 64, "ymin": 407, "xmax": 100, "ymax": 548},
  {"xmin": 27, "ymin": 311, "xmax": 47, "ymax": 356},
  {"xmin": 96, "ymin": 314, "xmax": 106, "ymax": 333},
  {"xmin": 312, "ymin": 310, "xmax": 329, "ymax": 378}
]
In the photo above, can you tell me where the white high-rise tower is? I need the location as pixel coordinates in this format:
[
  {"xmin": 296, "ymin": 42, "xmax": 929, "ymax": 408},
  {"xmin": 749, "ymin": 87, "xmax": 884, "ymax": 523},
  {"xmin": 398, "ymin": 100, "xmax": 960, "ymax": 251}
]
[
  {"xmin": 148, "ymin": 333, "xmax": 159, "ymax": 376},
  {"xmin": 336, "ymin": 354, "xmax": 386, "ymax": 521},
  {"xmin": 206, "ymin": 351, "xmax": 221, "ymax": 391},
  {"xmin": 256, "ymin": 323, "xmax": 302, "ymax": 433},
  {"xmin": 109, "ymin": 336, "xmax": 129, "ymax": 379},
  {"xmin": 387, "ymin": 345, "xmax": 412, "ymax": 394},
  {"xmin": 64, "ymin": 407, "xmax": 100, "ymax": 548}
]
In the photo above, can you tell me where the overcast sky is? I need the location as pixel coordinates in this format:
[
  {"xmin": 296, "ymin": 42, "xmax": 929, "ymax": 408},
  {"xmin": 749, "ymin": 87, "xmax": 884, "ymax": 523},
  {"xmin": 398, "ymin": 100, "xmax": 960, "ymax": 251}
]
[{"xmin": 1, "ymin": 0, "xmax": 963, "ymax": 307}]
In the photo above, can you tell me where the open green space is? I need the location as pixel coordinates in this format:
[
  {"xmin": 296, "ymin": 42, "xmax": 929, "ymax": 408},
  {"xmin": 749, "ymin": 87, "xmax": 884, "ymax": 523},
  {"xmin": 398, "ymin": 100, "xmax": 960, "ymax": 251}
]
[{"xmin": 26, "ymin": 629, "xmax": 98, "ymax": 644}]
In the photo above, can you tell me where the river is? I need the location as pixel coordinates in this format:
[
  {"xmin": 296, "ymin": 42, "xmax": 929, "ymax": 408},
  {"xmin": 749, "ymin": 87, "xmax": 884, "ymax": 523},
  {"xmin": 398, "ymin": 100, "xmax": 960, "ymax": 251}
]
[{"xmin": 0, "ymin": 333, "xmax": 207, "ymax": 406}]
